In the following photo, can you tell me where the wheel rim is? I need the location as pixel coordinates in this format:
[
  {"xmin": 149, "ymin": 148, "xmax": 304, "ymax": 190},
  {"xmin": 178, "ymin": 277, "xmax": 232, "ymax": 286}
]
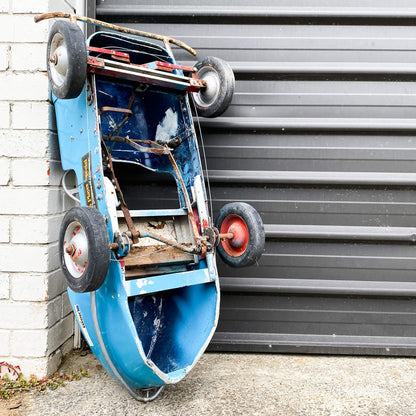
[
  {"xmin": 49, "ymin": 32, "xmax": 69, "ymax": 88},
  {"xmin": 220, "ymin": 214, "xmax": 249, "ymax": 257},
  {"xmin": 193, "ymin": 66, "xmax": 220, "ymax": 108},
  {"xmin": 63, "ymin": 221, "xmax": 89, "ymax": 278}
]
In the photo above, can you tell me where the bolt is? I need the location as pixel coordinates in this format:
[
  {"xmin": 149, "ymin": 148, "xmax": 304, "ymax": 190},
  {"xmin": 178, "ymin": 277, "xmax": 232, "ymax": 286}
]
[{"xmin": 66, "ymin": 245, "xmax": 75, "ymax": 256}]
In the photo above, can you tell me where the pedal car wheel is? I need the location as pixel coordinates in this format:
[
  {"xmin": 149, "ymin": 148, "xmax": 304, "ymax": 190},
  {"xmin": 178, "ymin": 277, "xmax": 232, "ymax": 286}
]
[
  {"xmin": 216, "ymin": 202, "xmax": 265, "ymax": 267},
  {"xmin": 47, "ymin": 20, "xmax": 87, "ymax": 99},
  {"xmin": 59, "ymin": 207, "xmax": 110, "ymax": 293},
  {"xmin": 193, "ymin": 56, "xmax": 235, "ymax": 118}
]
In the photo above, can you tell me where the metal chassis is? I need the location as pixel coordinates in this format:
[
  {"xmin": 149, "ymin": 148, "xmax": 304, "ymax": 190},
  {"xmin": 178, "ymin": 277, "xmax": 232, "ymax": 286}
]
[{"xmin": 39, "ymin": 14, "xmax": 227, "ymax": 398}]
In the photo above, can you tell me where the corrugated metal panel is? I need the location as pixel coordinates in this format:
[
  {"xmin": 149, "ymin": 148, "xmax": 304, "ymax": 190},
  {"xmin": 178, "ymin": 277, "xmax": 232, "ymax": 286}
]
[{"xmin": 96, "ymin": 0, "xmax": 416, "ymax": 355}]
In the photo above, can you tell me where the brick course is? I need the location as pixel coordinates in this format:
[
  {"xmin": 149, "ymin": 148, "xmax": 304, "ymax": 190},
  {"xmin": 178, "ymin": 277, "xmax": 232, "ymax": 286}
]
[{"xmin": 0, "ymin": 0, "xmax": 80, "ymax": 377}]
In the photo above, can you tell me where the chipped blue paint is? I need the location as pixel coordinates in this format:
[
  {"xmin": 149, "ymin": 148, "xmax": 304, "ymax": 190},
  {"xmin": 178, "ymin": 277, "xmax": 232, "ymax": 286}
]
[
  {"xmin": 124, "ymin": 266, "xmax": 213, "ymax": 297},
  {"xmin": 56, "ymin": 30, "xmax": 220, "ymax": 395}
]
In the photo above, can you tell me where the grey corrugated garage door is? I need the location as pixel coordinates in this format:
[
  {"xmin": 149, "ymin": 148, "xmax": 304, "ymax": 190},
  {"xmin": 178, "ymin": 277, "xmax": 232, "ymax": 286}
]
[{"xmin": 93, "ymin": 0, "xmax": 416, "ymax": 355}]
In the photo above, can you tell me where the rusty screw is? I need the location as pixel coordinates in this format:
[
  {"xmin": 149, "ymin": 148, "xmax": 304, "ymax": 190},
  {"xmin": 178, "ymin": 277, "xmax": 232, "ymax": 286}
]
[
  {"xmin": 219, "ymin": 233, "xmax": 234, "ymax": 241},
  {"xmin": 109, "ymin": 242, "xmax": 119, "ymax": 250},
  {"xmin": 65, "ymin": 245, "xmax": 75, "ymax": 256},
  {"xmin": 49, "ymin": 55, "xmax": 57, "ymax": 65}
]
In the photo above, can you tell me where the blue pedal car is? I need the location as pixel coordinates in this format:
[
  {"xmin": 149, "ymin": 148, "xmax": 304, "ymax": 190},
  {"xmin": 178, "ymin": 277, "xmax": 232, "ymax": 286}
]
[{"xmin": 35, "ymin": 13, "xmax": 264, "ymax": 401}]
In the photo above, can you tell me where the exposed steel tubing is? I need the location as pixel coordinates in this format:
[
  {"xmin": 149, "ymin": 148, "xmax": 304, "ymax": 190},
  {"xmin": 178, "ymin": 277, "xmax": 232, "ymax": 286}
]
[
  {"xmin": 140, "ymin": 232, "xmax": 201, "ymax": 254},
  {"xmin": 34, "ymin": 12, "xmax": 197, "ymax": 56},
  {"xmin": 219, "ymin": 233, "xmax": 234, "ymax": 240}
]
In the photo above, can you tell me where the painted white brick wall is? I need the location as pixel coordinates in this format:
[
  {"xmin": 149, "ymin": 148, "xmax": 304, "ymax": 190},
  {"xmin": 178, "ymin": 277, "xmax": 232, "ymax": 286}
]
[
  {"xmin": 0, "ymin": 273, "xmax": 10, "ymax": 299},
  {"xmin": 0, "ymin": 1, "xmax": 8, "ymax": 13},
  {"xmin": 10, "ymin": 43, "xmax": 46, "ymax": 71},
  {"xmin": 0, "ymin": 157, "xmax": 10, "ymax": 185},
  {"xmin": 11, "ymin": 274, "xmax": 48, "ymax": 301},
  {"xmin": 12, "ymin": 330, "xmax": 48, "ymax": 357},
  {"xmin": 0, "ymin": 0, "xmax": 81, "ymax": 378},
  {"xmin": 0, "ymin": 45, "xmax": 8, "ymax": 72},
  {"xmin": 11, "ymin": 0, "xmax": 50, "ymax": 14},
  {"xmin": 0, "ymin": 217, "xmax": 9, "ymax": 243},
  {"xmin": 11, "ymin": 102, "xmax": 51, "ymax": 130},
  {"xmin": 0, "ymin": 102, "xmax": 9, "ymax": 129}
]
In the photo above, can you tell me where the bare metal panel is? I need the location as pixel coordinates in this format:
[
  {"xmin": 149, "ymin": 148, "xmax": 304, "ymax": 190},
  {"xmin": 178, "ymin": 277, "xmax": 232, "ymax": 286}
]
[{"xmin": 96, "ymin": 1, "xmax": 416, "ymax": 355}]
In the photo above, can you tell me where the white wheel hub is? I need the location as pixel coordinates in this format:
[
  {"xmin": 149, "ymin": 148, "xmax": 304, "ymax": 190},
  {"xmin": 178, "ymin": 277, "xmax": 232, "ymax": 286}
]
[
  {"xmin": 49, "ymin": 33, "xmax": 69, "ymax": 87},
  {"xmin": 63, "ymin": 221, "xmax": 89, "ymax": 278},
  {"xmin": 194, "ymin": 67, "xmax": 220, "ymax": 108}
]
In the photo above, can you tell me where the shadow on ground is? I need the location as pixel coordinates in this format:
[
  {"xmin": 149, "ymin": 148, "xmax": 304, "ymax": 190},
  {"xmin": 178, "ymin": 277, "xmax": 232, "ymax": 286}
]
[{"xmin": 2, "ymin": 349, "xmax": 416, "ymax": 416}]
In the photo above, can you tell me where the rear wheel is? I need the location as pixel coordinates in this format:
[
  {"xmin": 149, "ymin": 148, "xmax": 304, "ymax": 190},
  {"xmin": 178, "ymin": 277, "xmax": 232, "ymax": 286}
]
[
  {"xmin": 47, "ymin": 20, "xmax": 87, "ymax": 99},
  {"xmin": 59, "ymin": 207, "xmax": 110, "ymax": 292},
  {"xmin": 216, "ymin": 202, "xmax": 265, "ymax": 267},
  {"xmin": 192, "ymin": 56, "xmax": 235, "ymax": 118}
]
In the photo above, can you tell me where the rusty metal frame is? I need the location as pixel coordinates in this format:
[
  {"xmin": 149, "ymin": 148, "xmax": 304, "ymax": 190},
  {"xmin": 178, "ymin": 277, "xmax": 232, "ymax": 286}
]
[
  {"xmin": 87, "ymin": 56, "xmax": 205, "ymax": 93},
  {"xmin": 101, "ymin": 135, "xmax": 208, "ymax": 255},
  {"xmin": 34, "ymin": 12, "xmax": 197, "ymax": 56},
  {"xmin": 99, "ymin": 106, "xmax": 133, "ymax": 141},
  {"xmin": 87, "ymin": 46, "xmax": 131, "ymax": 62},
  {"xmin": 101, "ymin": 137, "xmax": 140, "ymax": 244}
]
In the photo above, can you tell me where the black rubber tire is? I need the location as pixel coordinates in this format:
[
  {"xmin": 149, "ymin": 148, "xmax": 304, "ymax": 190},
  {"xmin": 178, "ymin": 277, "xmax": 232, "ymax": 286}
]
[
  {"xmin": 192, "ymin": 56, "xmax": 235, "ymax": 118},
  {"xmin": 216, "ymin": 202, "xmax": 265, "ymax": 268},
  {"xmin": 47, "ymin": 20, "xmax": 87, "ymax": 99},
  {"xmin": 59, "ymin": 207, "xmax": 110, "ymax": 293}
]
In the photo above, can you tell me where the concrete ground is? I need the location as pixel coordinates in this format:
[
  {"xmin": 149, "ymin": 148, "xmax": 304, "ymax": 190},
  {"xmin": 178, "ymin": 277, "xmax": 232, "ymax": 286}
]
[{"xmin": 2, "ymin": 349, "xmax": 416, "ymax": 416}]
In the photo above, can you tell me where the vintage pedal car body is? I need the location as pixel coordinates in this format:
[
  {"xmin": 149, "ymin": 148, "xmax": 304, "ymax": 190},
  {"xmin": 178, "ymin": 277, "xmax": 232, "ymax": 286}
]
[{"xmin": 35, "ymin": 13, "xmax": 264, "ymax": 401}]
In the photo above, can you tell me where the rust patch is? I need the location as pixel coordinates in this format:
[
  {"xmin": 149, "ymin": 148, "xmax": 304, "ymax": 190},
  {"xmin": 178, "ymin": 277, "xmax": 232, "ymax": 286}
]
[
  {"xmin": 147, "ymin": 221, "xmax": 166, "ymax": 230},
  {"xmin": 124, "ymin": 244, "xmax": 194, "ymax": 267}
]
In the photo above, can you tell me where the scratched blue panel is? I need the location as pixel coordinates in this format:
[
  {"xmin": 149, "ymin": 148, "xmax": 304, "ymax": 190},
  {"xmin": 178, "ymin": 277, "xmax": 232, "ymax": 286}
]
[{"xmin": 124, "ymin": 268, "xmax": 212, "ymax": 297}]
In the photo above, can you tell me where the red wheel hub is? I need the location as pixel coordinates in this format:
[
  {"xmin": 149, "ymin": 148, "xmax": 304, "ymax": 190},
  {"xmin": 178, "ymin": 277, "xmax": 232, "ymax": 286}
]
[{"xmin": 220, "ymin": 214, "xmax": 249, "ymax": 257}]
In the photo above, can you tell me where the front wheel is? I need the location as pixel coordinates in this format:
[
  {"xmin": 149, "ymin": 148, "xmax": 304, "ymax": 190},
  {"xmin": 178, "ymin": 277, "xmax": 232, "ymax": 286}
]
[
  {"xmin": 216, "ymin": 202, "xmax": 265, "ymax": 267},
  {"xmin": 59, "ymin": 207, "xmax": 110, "ymax": 293},
  {"xmin": 192, "ymin": 56, "xmax": 235, "ymax": 118},
  {"xmin": 47, "ymin": 20, "xmax": 87, "ymax": 99}
]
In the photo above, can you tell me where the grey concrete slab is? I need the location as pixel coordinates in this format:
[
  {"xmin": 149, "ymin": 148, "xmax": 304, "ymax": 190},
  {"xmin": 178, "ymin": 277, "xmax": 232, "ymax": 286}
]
[{"xmin": 2, "ymin": 350, "xmax": 416, "ymax": 416}]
